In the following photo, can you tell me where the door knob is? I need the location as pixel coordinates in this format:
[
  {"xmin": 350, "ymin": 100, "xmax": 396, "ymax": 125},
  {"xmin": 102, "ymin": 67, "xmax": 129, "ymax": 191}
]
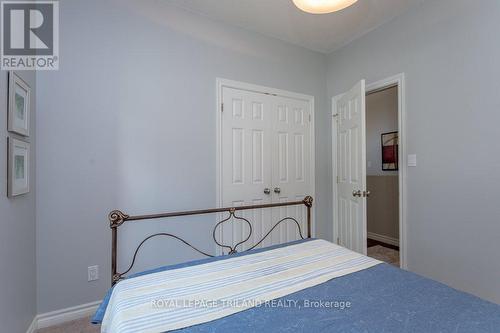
[
  {"xmin": 274, "ymin": 187, "xmax": 281, "ymax": 194},
  {"xmin": 263, "ymin": 188, "xmax": 271, "ymax": 195},
  {"xmin": 352, "ymin": 190, "xmax": 362, "ymax": 197}
]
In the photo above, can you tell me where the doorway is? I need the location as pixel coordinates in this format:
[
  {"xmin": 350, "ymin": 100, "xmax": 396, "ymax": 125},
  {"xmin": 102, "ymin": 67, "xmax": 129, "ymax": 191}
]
[
  {"xmin": 332, "ymin": 74, "xmax": 406, "ymax": 268},
  {"xmin": 365, "ymin": 86, "xmax": 400, "ymax": 267}
]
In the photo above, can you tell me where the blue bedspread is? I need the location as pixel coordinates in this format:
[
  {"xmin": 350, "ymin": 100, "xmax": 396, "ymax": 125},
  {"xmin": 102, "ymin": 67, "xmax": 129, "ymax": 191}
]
[{"xmin": 94, "ymin": 239, "xmax": 500, "ymax": 332}]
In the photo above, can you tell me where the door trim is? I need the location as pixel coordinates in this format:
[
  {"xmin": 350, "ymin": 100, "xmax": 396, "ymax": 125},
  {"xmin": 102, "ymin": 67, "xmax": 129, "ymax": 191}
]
[
  {"xmin": 216, "ymin": 78, "xmax": 316, "ymax": 252},
  {"xmin": 332, "ymin": 73, "xmax": 407, "ymax": 269}
]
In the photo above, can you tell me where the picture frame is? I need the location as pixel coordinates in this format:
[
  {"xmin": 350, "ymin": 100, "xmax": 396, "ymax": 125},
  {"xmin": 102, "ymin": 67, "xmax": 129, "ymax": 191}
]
[
  {"xmin": 381, "ymin": 131, "xmax": 399, "ymax": 171},
  {"xmin": 7, "ymin": 137, "xmax": 30, "ymax": 197},
  {"xmin": 8, "ymin": 71, "xmax": 31, "ymax": 137}
]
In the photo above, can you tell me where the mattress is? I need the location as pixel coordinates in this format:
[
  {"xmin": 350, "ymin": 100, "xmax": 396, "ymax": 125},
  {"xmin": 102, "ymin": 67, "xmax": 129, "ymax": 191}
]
[{"xmin": 94, "ymin": 239, "xmax": 500, "ymax": 332}]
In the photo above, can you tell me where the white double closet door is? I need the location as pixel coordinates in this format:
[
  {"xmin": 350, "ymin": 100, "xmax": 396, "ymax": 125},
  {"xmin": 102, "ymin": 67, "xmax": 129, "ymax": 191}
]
[{"xmin": 221, "ymin": 86, "xmax": 312, "ymax": 253}]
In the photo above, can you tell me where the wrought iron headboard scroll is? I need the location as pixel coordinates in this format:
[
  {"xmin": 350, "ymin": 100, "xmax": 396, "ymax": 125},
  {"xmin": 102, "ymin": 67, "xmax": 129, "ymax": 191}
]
[{"xmin": 109, "ymin": 196, "xmax": 313, "ymax": 285}]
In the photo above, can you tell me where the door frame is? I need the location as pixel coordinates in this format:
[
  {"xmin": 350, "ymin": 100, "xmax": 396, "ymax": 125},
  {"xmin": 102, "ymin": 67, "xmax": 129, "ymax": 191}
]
[
  {"xmin": 332, "ymin": 73, "xmax": 407, "ymax": 269},
  {"xmin": 216, "ymin": 78, "xmax": 317, "ymax": 245}
]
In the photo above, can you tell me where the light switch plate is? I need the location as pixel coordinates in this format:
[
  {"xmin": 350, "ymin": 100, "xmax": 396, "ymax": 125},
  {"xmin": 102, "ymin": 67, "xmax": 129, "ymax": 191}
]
[{"xmin": 408, "ymin": 154, "xmax": 417, "ymax": 167}]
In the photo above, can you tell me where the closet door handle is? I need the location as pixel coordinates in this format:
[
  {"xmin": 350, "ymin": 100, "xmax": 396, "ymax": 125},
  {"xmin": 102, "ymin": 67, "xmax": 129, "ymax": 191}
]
[
  {"xmin": 352, "ymin": 190, "xmax": 362, "ymax": 197},
  {"xmin": 263, "ymin": 188, "xmax": 271, "ymax": 195},
  {"xmin": 274, "ymin": 187, "xmax": 281, "ymax": 194}
]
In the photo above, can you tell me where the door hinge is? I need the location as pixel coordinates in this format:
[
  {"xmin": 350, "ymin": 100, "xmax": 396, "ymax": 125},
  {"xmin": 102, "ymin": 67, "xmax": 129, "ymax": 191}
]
[
  {"xmin": 221, "ymin": 103, "xmax": 224, "ymax": 112},
  {"xmin": 337, "ymin": 237, "xmax": 340, "ymax": 245}
]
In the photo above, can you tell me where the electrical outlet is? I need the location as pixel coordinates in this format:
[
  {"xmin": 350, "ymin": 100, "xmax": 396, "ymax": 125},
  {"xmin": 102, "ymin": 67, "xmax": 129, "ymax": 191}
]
[{"xmin": 88, "ymin": 265, "xmax": 99, "ymax": 282}]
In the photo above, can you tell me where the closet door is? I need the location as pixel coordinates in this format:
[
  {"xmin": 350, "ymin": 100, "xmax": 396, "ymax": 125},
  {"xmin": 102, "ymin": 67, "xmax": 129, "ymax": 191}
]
[
  {"xmin": 271, "ymin": 97, "xmax": 312, "ymax": 245},
  {"xmin": 221, "ymin": 87, "xmax": 273, "ymax": 252},
  {"xmin": 221, "ymin": 87, "xmax": 312, "ymax": 253}
]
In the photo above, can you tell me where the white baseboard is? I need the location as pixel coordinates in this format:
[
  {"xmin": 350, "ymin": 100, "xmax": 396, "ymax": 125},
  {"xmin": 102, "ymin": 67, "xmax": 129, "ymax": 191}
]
[
  {"xmin": 367, "ymin": 232, "xmax": 399, "ymax": 247},
  {"xmin": 26, "ymin": 317, "xmax": 37, "ymax": 333},
  {"xmin": 35, "ymin": 300, "xmax": 101, "ymax": 330}
]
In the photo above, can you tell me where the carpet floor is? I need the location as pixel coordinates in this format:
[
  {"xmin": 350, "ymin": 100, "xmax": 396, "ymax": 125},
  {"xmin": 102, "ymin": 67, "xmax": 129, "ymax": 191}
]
[
  {"xmin": 37, "ymin": 316, "xmax": 99, "ymax": 333},
  {"xmin": 367, "ymin": 245, "xmax": 400, "ymax": 267}
]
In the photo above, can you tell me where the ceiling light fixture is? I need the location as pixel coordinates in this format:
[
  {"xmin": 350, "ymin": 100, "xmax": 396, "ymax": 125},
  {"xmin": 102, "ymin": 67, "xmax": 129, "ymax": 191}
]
[{"xmin": 292, "ymin": 0, "xmax": 358, "ymax": 14}]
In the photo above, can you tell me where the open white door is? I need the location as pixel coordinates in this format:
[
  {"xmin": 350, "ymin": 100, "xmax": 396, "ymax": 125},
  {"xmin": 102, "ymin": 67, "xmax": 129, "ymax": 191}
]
[{"xmin": 336, "ymin": 80, "xmax": 367, "ymax": 254}]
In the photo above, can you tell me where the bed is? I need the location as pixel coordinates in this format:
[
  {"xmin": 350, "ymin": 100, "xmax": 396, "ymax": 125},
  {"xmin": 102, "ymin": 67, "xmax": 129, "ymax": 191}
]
[{"xmin": 93, "ymin": 197, "xmax": 500, "ymax": 333}]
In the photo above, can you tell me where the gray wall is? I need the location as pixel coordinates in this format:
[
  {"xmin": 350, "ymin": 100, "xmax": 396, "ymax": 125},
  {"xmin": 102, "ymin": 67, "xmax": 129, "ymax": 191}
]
[
  {"xmin": 328, "ymin": 0, "xmax": 500, "ymax": 304},
  {"xmin": 36, "ymin": 0, "xmax": 328, "ymax": 313},
  {"xmin": 0, "ymin": 71, "xmax": 37, "ymax": 332},
  {"xmin": 367, "ymin": 176, "xmax": 399, "ymax": 240}
]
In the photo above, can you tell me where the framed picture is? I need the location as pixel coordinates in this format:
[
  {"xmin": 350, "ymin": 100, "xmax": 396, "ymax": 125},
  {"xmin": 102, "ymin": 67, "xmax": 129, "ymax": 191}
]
[
  {"xmin": 8, "ymin": 138, "xmax": 30, "ymax": 197},
  {"xmin": 8, "ymin": 71, "xmax": 31, "ymax": 137},
  {"xmin": 381, "ymin": 131, "xmax": 399, "ymax": 171}
]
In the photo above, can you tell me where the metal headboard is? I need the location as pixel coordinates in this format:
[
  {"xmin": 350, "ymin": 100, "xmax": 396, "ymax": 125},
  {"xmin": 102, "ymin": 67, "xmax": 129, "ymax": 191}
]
[{"xmin": 109, "ymin": 196, "xmax": 313, "ymax": 285}]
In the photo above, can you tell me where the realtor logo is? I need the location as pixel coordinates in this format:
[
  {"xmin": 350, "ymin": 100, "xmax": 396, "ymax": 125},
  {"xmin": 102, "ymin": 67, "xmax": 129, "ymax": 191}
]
[{"xmin": 1, "ymin": 1, "xmax": 59, "ymax": 70}]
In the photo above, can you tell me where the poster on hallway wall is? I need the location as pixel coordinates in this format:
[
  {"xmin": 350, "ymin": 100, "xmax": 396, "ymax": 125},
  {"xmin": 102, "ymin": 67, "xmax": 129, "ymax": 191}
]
[{"xmin": 381, "ymin": 131, "xmax": 398, "ymax": 171}]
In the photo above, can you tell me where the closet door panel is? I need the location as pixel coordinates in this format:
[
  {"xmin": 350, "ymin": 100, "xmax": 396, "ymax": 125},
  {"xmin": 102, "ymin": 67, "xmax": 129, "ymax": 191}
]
[
  {"xmin": 271, "ymin": 97, "xmax": 312, "ymax": 244},
  {"xmin": 221, "ymin": 87, "xmax": 273, "ymax": 252}
]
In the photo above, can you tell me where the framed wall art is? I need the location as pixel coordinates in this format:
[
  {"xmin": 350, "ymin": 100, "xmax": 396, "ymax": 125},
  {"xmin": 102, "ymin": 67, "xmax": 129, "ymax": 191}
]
[
  {"xmin": 7, "ymin": 137, "xmax": 30, "ymax": 197},
  {"xmin": 8, "ymin": 71, "xmax": 31, "ymax": 136},
  {"xmin": 381, "ymin": 131, "xmax": 398, "ymax": 171}
]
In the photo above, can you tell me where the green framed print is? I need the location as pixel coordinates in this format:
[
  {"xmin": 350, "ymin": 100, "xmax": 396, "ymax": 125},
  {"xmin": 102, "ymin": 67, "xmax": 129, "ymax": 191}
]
[
  {"xmin": 7, "ymin": 137, "xmax": 30, "ymax": 197},
  {"xmin": 8, "ymin": 71, "xmax": 31, "ymax": 137}
]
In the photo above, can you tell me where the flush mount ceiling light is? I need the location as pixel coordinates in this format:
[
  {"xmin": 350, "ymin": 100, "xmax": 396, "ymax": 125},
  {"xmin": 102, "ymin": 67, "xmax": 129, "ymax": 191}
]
[{"xmin": 292, "ymin": 0, "xmax": 358, "ymax": 14}]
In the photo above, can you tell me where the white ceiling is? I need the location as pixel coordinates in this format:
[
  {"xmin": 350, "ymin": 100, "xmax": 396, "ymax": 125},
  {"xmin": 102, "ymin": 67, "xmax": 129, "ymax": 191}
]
[{"xmin": 169, "ymin": 0, "xmax": 423, "ymax": 53}]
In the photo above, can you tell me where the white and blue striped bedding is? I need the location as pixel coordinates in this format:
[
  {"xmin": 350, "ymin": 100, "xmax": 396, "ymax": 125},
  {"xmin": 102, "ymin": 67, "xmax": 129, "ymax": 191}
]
[{"xmin": 99, "ymin": 239, "xmax": 380, "ymax": 333}]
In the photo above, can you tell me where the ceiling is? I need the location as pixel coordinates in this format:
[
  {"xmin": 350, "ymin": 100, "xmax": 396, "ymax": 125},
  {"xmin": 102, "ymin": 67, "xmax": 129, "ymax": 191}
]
[{"xmin": 169, "ymin": 0, "xmax": 423, "ymax": 53}]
